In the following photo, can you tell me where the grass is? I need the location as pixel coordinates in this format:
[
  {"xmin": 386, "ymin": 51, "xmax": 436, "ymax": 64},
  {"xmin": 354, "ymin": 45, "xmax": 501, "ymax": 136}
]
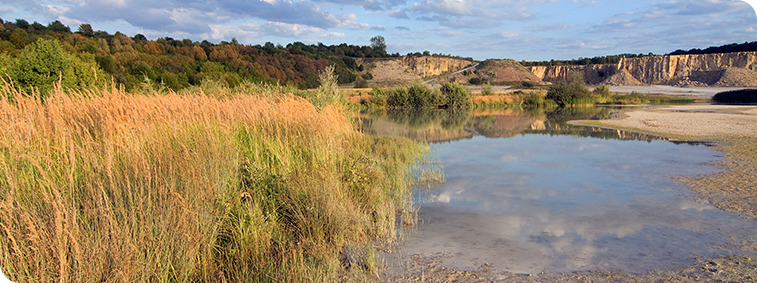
[{"xmin": 0, "ymin": 77, "xmax": 428, "ymax": 281}]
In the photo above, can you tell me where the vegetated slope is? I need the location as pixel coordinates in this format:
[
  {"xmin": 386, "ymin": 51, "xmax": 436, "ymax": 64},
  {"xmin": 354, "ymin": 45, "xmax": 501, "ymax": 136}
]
[
  {"xmin": 529, "ymin": 52, "xmax": 757, "ymax": 87},
  {"xmin": 0, "ymin": 18, "xmax": 396, "ymax": 91}
]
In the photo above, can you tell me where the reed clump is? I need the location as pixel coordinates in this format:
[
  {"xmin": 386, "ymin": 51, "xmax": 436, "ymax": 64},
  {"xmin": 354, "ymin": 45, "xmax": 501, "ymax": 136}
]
[{"xmin": 0, "ymin": 80, "xmax": 426, "ymax": 281}]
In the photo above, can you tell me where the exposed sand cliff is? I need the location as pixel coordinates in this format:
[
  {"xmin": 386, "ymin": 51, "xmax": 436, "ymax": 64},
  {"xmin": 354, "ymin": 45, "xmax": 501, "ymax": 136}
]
[
  {"xmin": 529, "ymin": 52, "xmax": 757, "ymax": 86},
  {"xmin": 357, "ymin": 56, "xmax": 474, "ymax": 82}
]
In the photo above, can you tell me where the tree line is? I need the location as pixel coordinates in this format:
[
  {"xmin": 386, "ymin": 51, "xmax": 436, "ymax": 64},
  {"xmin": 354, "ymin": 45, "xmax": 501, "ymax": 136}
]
[
  {"xmin": 0, "ymin": 18, "xmax": 397, "ymax": 92},
  {"xmin": 521, "ymin": 53, "xmax": 654, "ymax": 67},
  {"xmin": 667, "ymin": 41, "xmax": 757, "ymax": 55}
]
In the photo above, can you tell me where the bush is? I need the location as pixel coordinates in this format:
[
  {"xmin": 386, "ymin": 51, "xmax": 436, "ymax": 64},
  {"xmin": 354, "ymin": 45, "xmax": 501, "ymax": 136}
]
[
  {"xmin": 481, "ymin": 83, "xmax": 494, "ymax": 96},
  {"xmin": 440, "ymin": 82, "xmax": 471, "ymax": 109},
  {"xmin": 713, "ymin": 89, "xmax": 757, "ymax": 104},
  {"xmin": 545, "ymin": 72, "xmax": 593, "ymax": 106},
  {"xmin": 354, "ymin": 76, "xmax": 368, "ymax": 88},
  {"xmin": 593, "ymin": 84, "xmax": 611, "ymax": 96},
  {"xmin": 521, "ymin": 80, "xmax": 537, "ymax": 88},
  {"xmin": 407, "ymin": 81, "xmax": 443, "ymax": 108},
  {"xmin": 367, "ymin": 87, "xmax": 387, "ymax": 108},
  {"xmin": 387, "ymin": 86, "xmax": 410, "ymax": 107}
]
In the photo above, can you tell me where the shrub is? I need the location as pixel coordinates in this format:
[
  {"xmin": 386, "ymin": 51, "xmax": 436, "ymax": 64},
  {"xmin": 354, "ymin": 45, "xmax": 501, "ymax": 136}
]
[
  {"xmin": 440, "ymin": 82, "xmax": 472, "ymax": 109},
  {"xmin": 367, "ymin": 87, "xmax": 387, "ymax": 108},
  {"xmin": 593, "ymin": 84, "xmax": 611, "ymax": 96},
  {"xmin": 354, "ymin": 76, "xmax": 368, "ymax": 88},
  {"xmin": 521, "ymin": 80, "xmax": 537, "ymax": 88},
  {"xmin": 407, "ymin": 81, "xmax": 443, "ymax": 108},
  {"xmin": 713, "ymin": 89, "xmax": 757, "ymax": 104},
  {"xmin": 481, "ymin": 83, "xmax": 494, "ymax": 96},
  {"xmin": 545, "ymin": 72, "xmax": 593, "ymax": 106},
  {"xmin": 386, "ymin": 86, "xmax": 410, "ymax": 107}
]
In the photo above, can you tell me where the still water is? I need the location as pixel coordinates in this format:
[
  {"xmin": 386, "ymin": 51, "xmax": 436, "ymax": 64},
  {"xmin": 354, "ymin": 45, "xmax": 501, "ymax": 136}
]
[{"xmin": 360, "ymin": 108, "xmax": 757, "ymax": 274}]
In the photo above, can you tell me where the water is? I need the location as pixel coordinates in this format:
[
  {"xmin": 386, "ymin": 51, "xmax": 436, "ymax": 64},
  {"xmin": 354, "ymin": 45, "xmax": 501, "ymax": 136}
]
[{"xmin": 360, "ymin": 108, "xmax": 757, "ymax": 274}]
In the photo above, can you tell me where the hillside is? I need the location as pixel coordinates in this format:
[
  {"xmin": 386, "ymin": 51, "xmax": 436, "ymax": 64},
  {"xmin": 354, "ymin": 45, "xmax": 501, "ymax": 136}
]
[{"xmin": 0, "ymin": 18, "xmax": 395, "ymax": 91}]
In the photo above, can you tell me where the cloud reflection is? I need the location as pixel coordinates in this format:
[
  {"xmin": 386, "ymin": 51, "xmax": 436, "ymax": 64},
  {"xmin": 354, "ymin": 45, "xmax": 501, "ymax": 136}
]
[{"xmin": 398, "ymin": 134, "xmax": 756, "ymax": 274}]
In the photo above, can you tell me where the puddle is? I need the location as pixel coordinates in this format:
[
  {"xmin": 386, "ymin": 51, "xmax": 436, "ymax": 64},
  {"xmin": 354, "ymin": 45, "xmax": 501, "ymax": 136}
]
[{"xmin": 359, "ymin": 108, "xmax": 757, "ymax": 276}]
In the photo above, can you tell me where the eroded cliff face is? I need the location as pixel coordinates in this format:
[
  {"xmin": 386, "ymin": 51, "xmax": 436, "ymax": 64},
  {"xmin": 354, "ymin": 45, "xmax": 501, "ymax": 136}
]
[
  {"xmin": 359, "ymin": 56, "xmax": 474, "ymax": 81},
  {"xmin": 528, "ymin": 52, "xmax": 757, "ymax": 86}
]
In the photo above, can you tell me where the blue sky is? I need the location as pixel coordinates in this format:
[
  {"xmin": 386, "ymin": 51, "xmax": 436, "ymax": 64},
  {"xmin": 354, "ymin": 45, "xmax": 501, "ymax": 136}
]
[{"xmin": 0, "ymin": 0, "xmax": 755, "ymax": 60}]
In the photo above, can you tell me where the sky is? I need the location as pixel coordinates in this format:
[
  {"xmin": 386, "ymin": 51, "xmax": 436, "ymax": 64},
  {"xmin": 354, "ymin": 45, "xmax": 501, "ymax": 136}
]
[{"xmin": 0, "ymin": 0, "xmax": 755, "ymax": 61}]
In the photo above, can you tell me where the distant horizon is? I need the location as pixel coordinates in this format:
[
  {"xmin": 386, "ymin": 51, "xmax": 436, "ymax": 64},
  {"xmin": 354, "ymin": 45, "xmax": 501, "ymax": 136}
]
[{"xmin": 2, "ymin": 0, "xmax": 756, "ymax": 61}]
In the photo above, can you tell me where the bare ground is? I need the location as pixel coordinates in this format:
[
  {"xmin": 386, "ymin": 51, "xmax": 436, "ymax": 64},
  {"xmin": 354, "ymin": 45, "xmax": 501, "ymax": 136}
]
[{"xmin": 383, "ymin": 105, "xmax": 757, "ymax": 282}]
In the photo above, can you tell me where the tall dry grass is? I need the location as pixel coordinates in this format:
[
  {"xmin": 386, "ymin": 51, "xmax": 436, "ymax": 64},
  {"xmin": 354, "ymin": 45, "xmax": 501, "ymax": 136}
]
[{"xmin": 0, "ymin": 81, "xmax": 426, "ymax": 282}]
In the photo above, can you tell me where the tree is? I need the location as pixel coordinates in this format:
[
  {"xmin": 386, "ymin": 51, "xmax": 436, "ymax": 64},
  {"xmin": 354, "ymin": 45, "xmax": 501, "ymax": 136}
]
[
  {"xmin": 77, "ymin": 23, "xmax": 94, "ymax": 37},
  {"xmin": 370, "ymin": 35, "xmax": 386, "ymax": 54},
  {"xmin": 12, "ymin": 39, "xmax": 104, "ymax": 96},
  {"xmin": 47, "ymin": 20, "xmax": 70, "ymax": 33}
]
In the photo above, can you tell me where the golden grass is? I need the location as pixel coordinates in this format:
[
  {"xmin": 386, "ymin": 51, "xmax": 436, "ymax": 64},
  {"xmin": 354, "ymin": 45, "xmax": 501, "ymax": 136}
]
[{"xmin": 0, "ymin": 82, "xmax": 426, "ymax": 282}]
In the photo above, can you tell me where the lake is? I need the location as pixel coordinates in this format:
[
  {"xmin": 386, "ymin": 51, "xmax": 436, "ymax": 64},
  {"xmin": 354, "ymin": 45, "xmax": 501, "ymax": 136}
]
[{"xmin": 359, "ymin": 108, "xmax": 757, "ymax": 275}]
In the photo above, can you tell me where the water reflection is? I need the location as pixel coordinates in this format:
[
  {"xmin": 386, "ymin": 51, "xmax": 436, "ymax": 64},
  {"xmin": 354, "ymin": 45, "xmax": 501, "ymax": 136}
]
[
  {"xmin": 358, "ymin": 107, "xmax": 699, "ymax": 144},
  {"xmin": 370, "ymin": 108, "xmax": 757, "ymax": 275}
]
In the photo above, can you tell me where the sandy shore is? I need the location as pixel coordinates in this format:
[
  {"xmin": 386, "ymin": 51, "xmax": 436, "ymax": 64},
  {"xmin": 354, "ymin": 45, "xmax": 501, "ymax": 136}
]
[{"xmin": 586, "ymin": 105, "xmax": 757, "ymax": 138}]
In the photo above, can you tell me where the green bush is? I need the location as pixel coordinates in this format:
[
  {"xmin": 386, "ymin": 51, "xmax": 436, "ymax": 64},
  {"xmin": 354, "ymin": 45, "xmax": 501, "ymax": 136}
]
[
  {"xmin": 521, "ymin": 80, "xmax": 537, "ymax": 88},
  {"xmin": 713, "ymin": 89, "xmax": 757, "ymax": 104},
  {"xmin": 367, "ymin": 87, "xmax": 387, "ymax": 108},
  {"xmin": 593, "ymin": 84, "xmax": 611, "ymax": 96},
  {"xmin": 387, "ymin": 86, "xmax": 410, "ymax": 107},
  {"xmin": 440, "ymin": 82, "xmax": 471, "ymax": 109},
  {"xmin": 545, "ymin": 72, "xmax": 594, "ymax": 106},
  {"xmin": 353, "ymin": 76, "xmax": 368, "ymax": 88},
  {"xmin": 481, "ymin": 83, "xmax": 494, "ymax": 96},
  {"xmin": 407, "ymin": 81, "xmax": 443, "ymax": 108}
]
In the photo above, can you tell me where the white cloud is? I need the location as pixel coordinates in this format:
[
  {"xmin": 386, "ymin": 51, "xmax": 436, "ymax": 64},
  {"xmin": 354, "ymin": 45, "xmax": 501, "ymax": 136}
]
[{"xmin": 0, "ymin": 5, "xmax": 18, "ymax": 13}]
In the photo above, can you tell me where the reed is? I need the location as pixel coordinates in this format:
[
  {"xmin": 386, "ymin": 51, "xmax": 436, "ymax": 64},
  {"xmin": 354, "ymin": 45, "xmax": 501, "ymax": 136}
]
[{"xmin": 0, "ymin": 80, "xmax": 426, "ymax": 282}]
